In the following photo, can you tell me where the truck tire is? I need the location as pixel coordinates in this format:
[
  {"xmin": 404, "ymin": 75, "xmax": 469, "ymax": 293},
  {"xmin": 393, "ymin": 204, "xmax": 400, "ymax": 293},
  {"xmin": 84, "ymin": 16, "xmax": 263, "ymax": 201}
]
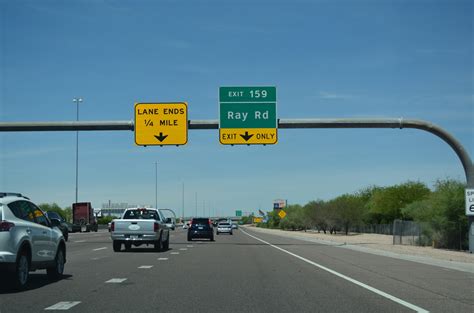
[
  {"xmin": 113, "ymin": 241, "xmax": 121, "ymax": 252},
  {"xmin": 125, "ymin": 242, "xmax": 132, "ymax": 251},
  {"xmin": 162, "ymin": 233, "xmax": 170, "ymax": 251},
  {"xmin": 154, "ymin": 239, "xmax": 162, "ymax": 252}
]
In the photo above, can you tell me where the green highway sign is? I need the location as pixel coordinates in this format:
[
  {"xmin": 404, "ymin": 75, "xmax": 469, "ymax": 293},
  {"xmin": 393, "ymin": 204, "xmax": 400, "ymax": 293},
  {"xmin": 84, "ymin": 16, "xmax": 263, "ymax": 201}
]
[
  {"xmin": 219, "ymin": 86, "xmax": 276, "ymax": 102},
  {"xmin": 235, "ymin": 210, "xmax": 242, "ymax": 217},
  {"xmin": 219, "ymin": 86, "xmax": 277, "ymax": 145}
]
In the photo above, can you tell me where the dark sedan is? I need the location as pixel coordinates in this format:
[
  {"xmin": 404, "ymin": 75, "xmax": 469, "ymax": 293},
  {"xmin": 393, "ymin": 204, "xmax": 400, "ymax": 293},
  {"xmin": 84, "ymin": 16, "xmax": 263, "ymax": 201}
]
[
  {"xmin": 187, "ymin": 218, "xmax": 214, "ymax": 241},
  {"xmin": 46, "ymin": 211, "xmax": 69, "ymax": 241}
]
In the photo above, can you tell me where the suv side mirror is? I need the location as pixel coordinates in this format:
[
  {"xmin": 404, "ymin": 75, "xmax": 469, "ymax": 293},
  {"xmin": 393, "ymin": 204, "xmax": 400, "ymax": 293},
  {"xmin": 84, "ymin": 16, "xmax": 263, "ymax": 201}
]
[
  {"xmin": 165, "ymin": 218, "xmax": 172, "ymax": 223},
  {"xmin": 50, "ymin": 218, "xmax": 61, "ymax": 227}
]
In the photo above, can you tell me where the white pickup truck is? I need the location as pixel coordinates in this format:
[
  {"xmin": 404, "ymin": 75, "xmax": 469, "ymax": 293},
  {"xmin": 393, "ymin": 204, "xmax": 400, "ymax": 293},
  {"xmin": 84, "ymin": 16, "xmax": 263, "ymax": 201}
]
[{"xmin": 110, "ymin": 208, "xmax": 171, "ymax": 252}]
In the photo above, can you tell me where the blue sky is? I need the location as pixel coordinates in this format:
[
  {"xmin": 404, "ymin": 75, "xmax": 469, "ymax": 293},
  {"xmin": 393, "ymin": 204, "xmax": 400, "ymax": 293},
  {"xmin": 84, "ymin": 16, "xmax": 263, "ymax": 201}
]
[{"xmin": 1, "ymin": 0, "xmax": 472, "ymax": 217}]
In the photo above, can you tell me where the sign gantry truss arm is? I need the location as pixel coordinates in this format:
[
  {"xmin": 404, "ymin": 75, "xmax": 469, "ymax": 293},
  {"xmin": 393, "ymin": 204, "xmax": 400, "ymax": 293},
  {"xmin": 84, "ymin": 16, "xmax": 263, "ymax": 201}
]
[{"xmin": 0, "ymin": 118, "xmax": 471, "ymax": 184}]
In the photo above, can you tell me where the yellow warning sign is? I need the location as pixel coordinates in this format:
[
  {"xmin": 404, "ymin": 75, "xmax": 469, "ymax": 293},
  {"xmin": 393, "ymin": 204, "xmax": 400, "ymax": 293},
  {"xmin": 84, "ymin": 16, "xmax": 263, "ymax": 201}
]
[
  {"xmin": 219, "ymin": 128, "xmax": 277, "ymax": 145},
  {"xmin": 134, "ymin": 103, "xmax": 188, "ymax": 146},
  {"xmin": 278, "ymin": 210, "xmax": 287, "ymax": 219},
  {"xmin": 253, "ymin": 217, "xmax": 263, "ymax": 223}
]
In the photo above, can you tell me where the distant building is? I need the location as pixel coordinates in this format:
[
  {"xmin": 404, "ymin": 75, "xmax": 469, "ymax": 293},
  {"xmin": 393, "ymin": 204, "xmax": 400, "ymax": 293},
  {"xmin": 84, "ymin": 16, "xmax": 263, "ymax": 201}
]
[{"xmin": 100, "ymin": 202, "xmax": 143, "ymax": 217}]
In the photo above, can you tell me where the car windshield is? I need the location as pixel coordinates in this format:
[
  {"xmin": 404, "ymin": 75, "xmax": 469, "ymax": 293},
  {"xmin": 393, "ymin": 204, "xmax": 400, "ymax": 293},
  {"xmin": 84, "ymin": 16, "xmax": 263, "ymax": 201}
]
[
  {"xmin": 219, "ymin": 223, "xmax": 230, "ymax": 226},
  {"xmin": 123, "ymin": 209, "xmax": 159, "ymax": 220}
]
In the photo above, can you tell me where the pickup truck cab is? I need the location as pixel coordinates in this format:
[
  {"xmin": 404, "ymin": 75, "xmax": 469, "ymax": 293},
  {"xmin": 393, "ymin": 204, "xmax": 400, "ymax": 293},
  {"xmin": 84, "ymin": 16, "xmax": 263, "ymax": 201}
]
[{"xmin": 110, "ymin": 208, "xmax": 170, "ymax": 252}]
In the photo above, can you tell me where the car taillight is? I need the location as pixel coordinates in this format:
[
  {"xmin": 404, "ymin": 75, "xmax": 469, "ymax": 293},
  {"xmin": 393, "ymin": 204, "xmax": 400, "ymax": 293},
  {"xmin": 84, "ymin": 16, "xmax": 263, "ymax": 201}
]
[
  {"xmin": 110, "ymin": 222, "xmax": 115, "ymax": 232},
  {"xmin": 0, "ymin": 221, "xmax": 15, "ymax": 232},
  {"xmin": 154, "ymin": 222, "xmax": 160, "ymax": 232},
  {"xmin": 208, "ymin": 219, "xmax": 212, "ymax": 225}
]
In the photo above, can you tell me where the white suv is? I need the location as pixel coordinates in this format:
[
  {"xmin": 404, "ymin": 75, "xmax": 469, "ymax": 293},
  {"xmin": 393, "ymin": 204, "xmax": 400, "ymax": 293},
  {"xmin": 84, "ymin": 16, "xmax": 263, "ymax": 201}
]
[{"xmin": 0, "ymin": 193, "xmax": 67, "ymax": 289}]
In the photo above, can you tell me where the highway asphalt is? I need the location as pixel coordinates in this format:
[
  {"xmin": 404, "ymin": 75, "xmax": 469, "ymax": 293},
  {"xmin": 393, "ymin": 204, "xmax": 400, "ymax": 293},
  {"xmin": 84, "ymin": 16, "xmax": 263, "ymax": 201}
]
[{"xmin": 0, "ymin": 227, "xmax": 472, "ymax": 312}]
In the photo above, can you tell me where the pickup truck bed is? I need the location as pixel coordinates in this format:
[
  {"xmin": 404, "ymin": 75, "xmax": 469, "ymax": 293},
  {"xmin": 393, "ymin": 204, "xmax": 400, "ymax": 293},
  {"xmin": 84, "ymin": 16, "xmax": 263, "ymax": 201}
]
[{"xmin": 110, "ymin": 208, "xmax": 170, "ymax": 252}]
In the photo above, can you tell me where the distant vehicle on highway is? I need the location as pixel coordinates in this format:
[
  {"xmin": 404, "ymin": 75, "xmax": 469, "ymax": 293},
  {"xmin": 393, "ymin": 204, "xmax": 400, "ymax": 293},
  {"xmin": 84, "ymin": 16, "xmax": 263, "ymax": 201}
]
[
  {"xmin": 0, "ymin": 193, "xmax": 67, "ymax": 290},
  {"xmin": 45, "ymin": 211, "xmax": 69, "ymax": 241},
  {"xmin": 72, "ymin": 202, "xmax": 98, "ymax": 232},
  {"xmin": 231, "ymin": 222, "xmax": 238, "ymax": 230},
  {"xmin": 182, "ymin": 220, "xmax": 191, "ymax": 229},
  {"xmin": 187, "ymin": 218, "xmax": 214, "ymax": 241},
  {"xmin": 110, "ymin": 208, "xmax": 171, "ymax": 252},
  {"xmin": 216, "ymin": 222, "xmax": 233, "ymax": 235}
]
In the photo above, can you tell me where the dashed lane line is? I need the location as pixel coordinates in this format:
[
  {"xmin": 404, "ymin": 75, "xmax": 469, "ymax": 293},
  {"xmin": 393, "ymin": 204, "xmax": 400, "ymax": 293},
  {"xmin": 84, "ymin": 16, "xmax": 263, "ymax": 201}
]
[
  {"xmin": 138, "ymin": 265, "xmax": 153, "ymax": 269},
  {"xmin": 170, "ymin": 252, "xmax": 180, "ymax": 255},
  {"xmin": 105, "ymin": 278, "xmax": 127, "ymax": 283},
  {"xmin": 93, "ymin": 247, "xmax": 108, "ymax": 251},
  {"xmin": 179, "ymin": 248, "xmax": 187, "ymax": 251},
  {"xmin": 44, "ymin": 301, "xmax": 81, "ymax": 310},
  {"xmin": 241, "ymin": 229, "xmax": 429, "ymax": 313},
  {"xmin": 158, "ymin": 257, "xmax": 169, "ymax": 261}
]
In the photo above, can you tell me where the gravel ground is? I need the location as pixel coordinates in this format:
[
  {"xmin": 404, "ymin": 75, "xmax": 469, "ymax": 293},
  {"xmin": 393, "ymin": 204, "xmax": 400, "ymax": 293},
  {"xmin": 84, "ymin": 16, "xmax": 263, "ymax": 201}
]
[{"xmin": 246, "ymin": 226, "xmax": 474, "ymax": 264}]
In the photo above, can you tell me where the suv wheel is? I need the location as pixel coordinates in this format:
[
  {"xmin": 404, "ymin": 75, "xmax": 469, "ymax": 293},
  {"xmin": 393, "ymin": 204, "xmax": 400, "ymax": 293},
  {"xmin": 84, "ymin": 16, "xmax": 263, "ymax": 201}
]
[
  {"xmin": 187, "ymin": 234, "xmax": 192, "ymax": 241},
  {"xmin": 47, "ymin": 247, "xmax": 65, "ymax": 280},
  {"xmin": 13, "ymin": 250, "xmax": 30, "ymax": 289}
]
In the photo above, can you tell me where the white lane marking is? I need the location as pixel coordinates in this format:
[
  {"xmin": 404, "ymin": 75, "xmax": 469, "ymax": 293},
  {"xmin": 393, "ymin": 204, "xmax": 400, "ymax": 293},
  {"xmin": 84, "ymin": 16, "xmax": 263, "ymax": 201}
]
[
  {"xmin": 74, "ymin": 240, "xmax": 86, "ymax": 243},
  {"xmin": 105, "ymin": 278, "xmax": 127, "ymax": 283},
  {"xmin": 170, "ymin": 252, "xmax": 180, "ymax": 255},
  {"xmin": 186, "ymin": 245, "xmax": 194, "ymax": 248},
  {"xmin": 179, "ymin": 248, "xmax": 187, "ymax": 251},
  {"xmin": 44, "ymin": 301, "xmax": 81, "ymax": 310},
  {"xmin": 158, "ymin": 257, "xmax": 168, "ymax": 261},
  {"xmin": 241, "ymin": 229, "xmax": 429, "ymax": 313},
  {"xmin": 93, "ymin": 247, "xmax": 107, "ymax": 251},
  {"xmin": 138, "ymin": 265, "xmax": 153, "ymax": 269}
]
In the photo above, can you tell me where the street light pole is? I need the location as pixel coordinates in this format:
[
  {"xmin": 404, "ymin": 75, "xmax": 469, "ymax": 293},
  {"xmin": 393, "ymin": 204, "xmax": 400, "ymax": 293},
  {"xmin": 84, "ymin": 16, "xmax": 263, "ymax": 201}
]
[
  {"xmin": 72, "ymin": 97, "xmax": 83, "ymax": 204},
  {"xmin": 182, "ymin": 182, "xmax": 185, "ymax": 221},
  {"xmin": 155, "ymin": 162, "xmax": 158, "ymax": 210}
]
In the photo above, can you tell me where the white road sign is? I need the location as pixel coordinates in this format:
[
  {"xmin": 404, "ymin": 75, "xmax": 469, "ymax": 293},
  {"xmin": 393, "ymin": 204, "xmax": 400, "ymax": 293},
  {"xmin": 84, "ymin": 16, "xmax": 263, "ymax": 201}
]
[{"xmin": 466, "ymin": 189, "xmax": 474, "ymax": 216}]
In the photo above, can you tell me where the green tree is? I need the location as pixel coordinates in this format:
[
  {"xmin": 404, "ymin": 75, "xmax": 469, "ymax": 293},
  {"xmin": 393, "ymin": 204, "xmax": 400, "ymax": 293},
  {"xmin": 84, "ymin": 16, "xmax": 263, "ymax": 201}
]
[
  {"xmin": 279, "ymin": 204, "xmax": 305, "ymax": 230},
  {"xmin": 366, "ymin": 181, "xmax": 430, "ymax": 223},
  {"xmin": 330, "ymin": 194, "xmax": 366, "ymax": 235},
  {"xmin": 39, "ymin": 203, "xmax": 67, "ymax": 220},
  {"xmin": 402, "ymin": 179, "xmax": 467, "ymax": 249},
  {"xmin": 304, "ymin": 200, "xmax": 330, "ymax": 233}
]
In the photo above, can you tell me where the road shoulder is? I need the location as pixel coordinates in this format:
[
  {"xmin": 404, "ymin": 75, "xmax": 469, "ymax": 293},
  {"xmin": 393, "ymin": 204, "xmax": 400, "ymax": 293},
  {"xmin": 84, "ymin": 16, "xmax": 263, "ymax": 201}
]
[{"xmin": 244, "ymin": 226, "xmax": 474, "ymax": 274}]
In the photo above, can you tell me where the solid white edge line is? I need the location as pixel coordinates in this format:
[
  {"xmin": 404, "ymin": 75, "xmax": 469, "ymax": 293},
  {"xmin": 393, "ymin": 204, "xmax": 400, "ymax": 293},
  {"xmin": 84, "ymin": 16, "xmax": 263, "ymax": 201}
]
[
  {"xmin": 44, "ymin": 301, "xmax": 81, "ymax": 310},
  {"xmin": 241, "ymin": 229, "xmax": 429, "ymax": 313}
]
